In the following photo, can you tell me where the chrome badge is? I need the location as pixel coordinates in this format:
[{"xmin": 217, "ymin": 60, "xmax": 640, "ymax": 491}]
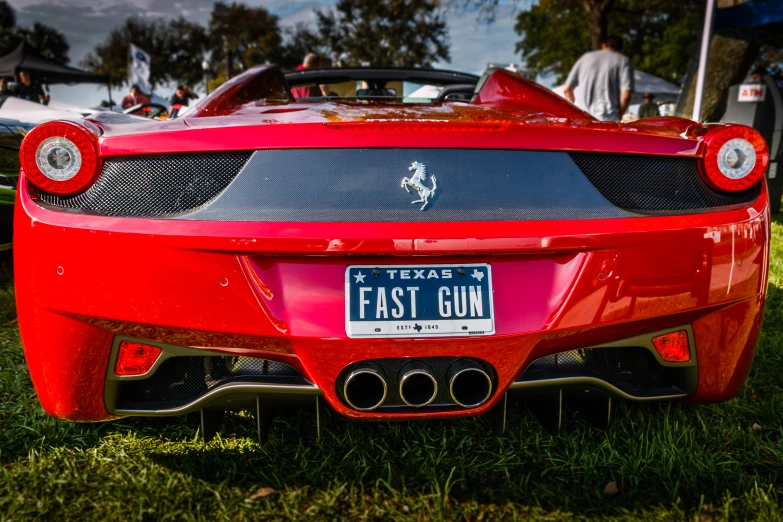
[{"xmin": 401, "ymin": 161, "xmax": 437, "ymax": 210}]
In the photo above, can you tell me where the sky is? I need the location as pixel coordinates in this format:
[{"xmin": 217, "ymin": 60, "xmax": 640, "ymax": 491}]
[{"xmin": 7, "ymin": 0, "xmax": 530, "ymax": 107}]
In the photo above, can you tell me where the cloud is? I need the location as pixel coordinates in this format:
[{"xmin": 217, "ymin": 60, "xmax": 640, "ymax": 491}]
[
  {"xmin": 438, "ymin": 6, "xmax": 520, "ymax": 74},
  {"xmin": 11, "ymin": 1, "xmax": 146, "ymax": 65}
]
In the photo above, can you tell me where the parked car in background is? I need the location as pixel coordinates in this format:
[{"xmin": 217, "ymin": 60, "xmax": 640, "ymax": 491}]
[
  {"xmin": 0, "ymin": 96, "xmax": 94, "ymax": 124},
  {"xmin": 0, "ymin": 115, "xmax": 34, "ymax": 249},
  {"xmin": 123, "ymin": 102, "xmax": 170, "ymax": 119}
]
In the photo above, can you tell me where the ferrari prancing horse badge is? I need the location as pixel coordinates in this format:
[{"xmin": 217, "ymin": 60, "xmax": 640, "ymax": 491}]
[{"xmin": 400, "ymin": 161, "xmax": 437, "ymax": 210}]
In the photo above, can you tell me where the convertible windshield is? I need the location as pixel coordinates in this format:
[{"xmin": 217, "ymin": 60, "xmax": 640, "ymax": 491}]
[
  {"xmin": 284, "ymin": 68, "xmax": 480, "ymax": 104},
  {"xmin": 292, "ymin": 80, "xmax": 450, "ymax": 103}
]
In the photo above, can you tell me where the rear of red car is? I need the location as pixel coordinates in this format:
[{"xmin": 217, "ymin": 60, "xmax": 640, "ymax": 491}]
[{"xmin": 14, "ymin": 69, "xmax": 770, "ymax": 435}]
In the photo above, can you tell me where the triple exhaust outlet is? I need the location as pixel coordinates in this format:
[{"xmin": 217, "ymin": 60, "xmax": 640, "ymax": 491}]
[{"xmin": 342, "ymin": 358, "xmax": 493, "ymax": 411}]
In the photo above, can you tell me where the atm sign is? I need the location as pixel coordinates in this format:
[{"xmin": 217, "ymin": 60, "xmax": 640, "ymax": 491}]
[{"xmin": 738, "ymin": 84, "xmax": 767, "ymax": 102}]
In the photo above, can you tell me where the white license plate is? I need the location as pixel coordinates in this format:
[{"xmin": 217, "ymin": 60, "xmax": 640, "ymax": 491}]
[{"xmin": 345, "ymin": 263, "xmax": 494, "ymax": 338}]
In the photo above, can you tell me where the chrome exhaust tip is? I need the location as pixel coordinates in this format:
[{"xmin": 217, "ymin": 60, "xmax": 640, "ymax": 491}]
[
  {"xmin": 398, "ymin": 361, "xmax": 438, "ymax": 407},
  {"xmin": 343, "ymin": 362, "xmax": 387, "ymax": 411},
  {"xmin": 448, "ymin": 359, "xmax": 493, "ymax": 408}
]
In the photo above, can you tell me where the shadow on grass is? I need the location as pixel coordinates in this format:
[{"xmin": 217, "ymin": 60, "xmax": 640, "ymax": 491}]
[{"xmin": 132, "ymin": 396, "xmax": 779, "ymax": 515}]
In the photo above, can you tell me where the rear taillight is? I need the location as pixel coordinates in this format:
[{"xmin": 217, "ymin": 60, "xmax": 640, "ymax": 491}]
[
  {"xmin": 19, "ymin": 120, "xmax": 101, "ymax": 195},
  {"xmin": 701, "ymin": 125, "xmax": 768, "ymax": 192},
  {"xmin": 651, "ymin": 330, "xmax": 691, "ymax": 363},
  {"xmin": 115, "ymin": 341, "xmax": 162, "ymax": 376}
]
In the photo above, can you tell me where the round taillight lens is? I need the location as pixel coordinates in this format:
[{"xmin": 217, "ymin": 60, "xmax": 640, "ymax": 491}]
[
  {"xmin": 20, "ymin": 121, "xmax": 101, "ymax": 195},
  {"xmin": 701, "ymin": 125, "xmax": 768, "ymax": 192}
]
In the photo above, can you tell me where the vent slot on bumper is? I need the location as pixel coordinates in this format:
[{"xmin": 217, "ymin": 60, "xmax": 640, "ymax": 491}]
[
  {"xmin": 513, "ymin": 346, "xmax": 696, "ymax": 400},
  {"xmin": 112, "ymin": 355, "xmax": 312, "ymax": 412}
]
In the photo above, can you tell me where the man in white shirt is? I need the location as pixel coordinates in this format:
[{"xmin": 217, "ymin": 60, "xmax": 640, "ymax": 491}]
[{"xmin": 564, "ymin": 36, "xmax": 634, "ymax": 121}]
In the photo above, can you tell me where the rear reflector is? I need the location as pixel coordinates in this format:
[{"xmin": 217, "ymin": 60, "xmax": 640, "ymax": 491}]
[
  {"xmin": 115, "ymin": 341, "xmax": 162, "ymax": 376},
  {"xmin": 651, "ymin": 330, "xmax": 691, "ymax": 363}
]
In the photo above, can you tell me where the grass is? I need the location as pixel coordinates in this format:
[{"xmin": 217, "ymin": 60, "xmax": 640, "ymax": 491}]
[{"xmin": 1, "ymin": 225, "xmax": 783, "ymax": 522}]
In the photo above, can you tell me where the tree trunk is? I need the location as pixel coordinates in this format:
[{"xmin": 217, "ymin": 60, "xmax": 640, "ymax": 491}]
[
  {"xmin": 681, "ymin": 35, "xmax": 758, "ymax": 121},
  {"xmin": 680, "ymin": 0, "xmax": 759, "ymax": 121},
  {"xmin": 580, "ymin": 0, "xmax": 615, "ymax": 50}
]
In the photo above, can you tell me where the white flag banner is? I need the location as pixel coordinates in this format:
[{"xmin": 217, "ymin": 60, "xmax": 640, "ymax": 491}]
[{"xmin": 128, "ymin": 43, "xmax": 151, "ymax": 95}]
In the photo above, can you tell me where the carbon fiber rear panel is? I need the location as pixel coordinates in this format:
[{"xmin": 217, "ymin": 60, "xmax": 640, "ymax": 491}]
[
  {"xmin": 183, "ymin": 149, "xmax": 627, "ymax": 222},
  {"xmin": 570, "ymin": 152, "xmax": 760, "ymax": 214},
  {"xmin": 32, "ymin": 149, "xmax": 759, "ymax": 220}
]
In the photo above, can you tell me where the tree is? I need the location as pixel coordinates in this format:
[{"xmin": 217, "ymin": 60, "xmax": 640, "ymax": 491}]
[
  {"xmin": 0, "ymin": 0, "xmax": 14, "ymax": 56},
  {"xmin": 313, "ymin": 0, "xmax": 450, "ymax": 67},
  {"xmin": 0, "ymin": 0, "xmax": 18, "ymax": 58},
  {"xmin": 0, "ymin": 1, "xmax": 70, "ymax": 65},
  {"xmin": 82, "ymin": 17, "xmax": 169, "ymax": 89},
  {"xmin": 166, "ymin": 18, "xmax": 210, "ymax": 87},
  {"xmin": 514, "ymin": 0, "xmax": 704, "ymax": 84},
  {"xmin": 454, "ymin": 0, "xmax": 614, "ymax": 54},
  {"xmin": 0, "ymin": 0, "xmax": 14, "ymax": 30},
  {"xmin": 679, "ymin": 34, "xmax": 758, "ymax": 121},
  {"xmin": 513, "ymin": 0, "xmax": 589, "ymax": 83},
  {"xmin": 280, "ymin": 23, "xmax": 326, "ymax": 69},
  {"xmin": 677, "ymin": 1, "xmax": 761, "ymax": 122},
  {"xmin": 580, "ymin": 0, "xmax": 614, "ymax": 50},
  {"xmin": 208, "ymin": 2, "xmax": 285, "ymax": 78},
  {"xmin": 22, "ymin": 22, "xmax": 70, "ymax": 64},
  {"xmin": 615, "ymin": 1, "xmax": 703, "ymax": 84},
  {"xmin": 83, "ymin": 4, "xmax": 288, "ymax": 92},
  {"xmin": 83, "ymin": 17, "xmax": 207, "ymax": 90}
]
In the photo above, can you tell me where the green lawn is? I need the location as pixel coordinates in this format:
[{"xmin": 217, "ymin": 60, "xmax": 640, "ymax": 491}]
[{"xmin": 1, "ymin": 223, "xmax": 782, "ymax": 522}]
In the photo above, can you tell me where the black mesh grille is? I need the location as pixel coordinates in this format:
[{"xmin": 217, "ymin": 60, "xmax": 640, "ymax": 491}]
[
  {"xmin": 35, "ymin": 152, "xmax": 252, "ymax": 217},
  {"xmin": 115, "ymin": 355, "xmax": 305, "ymax": 410},
  {"xmin": 570, "ymin": 152, "xmax": 761, "ymax": 214},
  {"xmin": 518, "ymin": 347, "xmax": 669, "ymax": 391},
  {"xmin": 335, "ymin": 357, "xmax": 496, "ymax": 411}
]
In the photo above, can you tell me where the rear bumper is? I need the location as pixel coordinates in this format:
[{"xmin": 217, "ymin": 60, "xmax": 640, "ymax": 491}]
[{"xmin": 14, "ymin": 179, "xmax": 770, "ymax": 421}]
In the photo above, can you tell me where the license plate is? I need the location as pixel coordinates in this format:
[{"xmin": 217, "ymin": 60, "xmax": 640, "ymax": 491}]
[{"xmin": 345, "ymin": 264, "xmax": 494, "ymax": 338}]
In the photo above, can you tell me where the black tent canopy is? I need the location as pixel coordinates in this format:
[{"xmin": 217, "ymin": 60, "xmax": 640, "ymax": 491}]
[{"xmin": 0, "ymin": 41, "xmax": 108, "ymax": 84}]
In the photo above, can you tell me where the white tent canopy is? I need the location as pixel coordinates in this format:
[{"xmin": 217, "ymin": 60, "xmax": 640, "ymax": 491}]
[{"xmin": 551, "ymin": 69, "xmax": 681, "ymax": 111}]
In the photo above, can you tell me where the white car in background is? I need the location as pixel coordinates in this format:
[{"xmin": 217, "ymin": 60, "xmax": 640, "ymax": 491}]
[{"xmin": 0, "ymin": 96, "xmax": 100, "ymax": 124}]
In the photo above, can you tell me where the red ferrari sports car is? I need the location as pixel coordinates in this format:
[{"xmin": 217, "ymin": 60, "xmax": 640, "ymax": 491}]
[{"xmin": 15, "ymin": 66, "xmax": 770, "ymax": 440}]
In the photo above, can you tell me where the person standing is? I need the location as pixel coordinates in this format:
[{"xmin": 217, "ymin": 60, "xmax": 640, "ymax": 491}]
[
  {"xmin": 16, "ymin": 70, "xmax": 48, "ymax": 104},
  {"xmin": 291, "ymin": 53, "xmax": 330, "ymax": 100},
  {"xmin": 121, "ymin": 84, "xmax": 150, "ymax": 109},
  {"xmin": 638, "ymin": 93, "xmax": 660, "ymax": 118},
  {"xmin": 563, "ymin": 36, "xmax": 634, "ymax": 121},
  {"xmin": 169, "ymin": 85, "xmax": 198, "ymax": 107}
]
